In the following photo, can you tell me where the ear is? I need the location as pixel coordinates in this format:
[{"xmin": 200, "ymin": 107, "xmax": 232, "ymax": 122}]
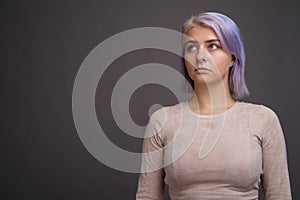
[{"xmin": 230, "ymin": 55, "xmax": 235, "ymax": 67}]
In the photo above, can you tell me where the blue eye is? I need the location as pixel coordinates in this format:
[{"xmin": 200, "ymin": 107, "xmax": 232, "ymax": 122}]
[
  {"xmin": 185, "ymin": 44, "xmax": 198, "ymax": 52},
  {"xmin": 208, "ymin": 43, "xmax": 219, "ymax": 50}
]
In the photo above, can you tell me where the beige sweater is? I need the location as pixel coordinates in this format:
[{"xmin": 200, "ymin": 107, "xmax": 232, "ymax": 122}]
[{"xmin": 136, "ymin": 101, "xmax": 292, "ymax": 200}]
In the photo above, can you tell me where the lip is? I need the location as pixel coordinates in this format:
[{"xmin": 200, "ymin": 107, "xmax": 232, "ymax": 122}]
[{"xmin": 194, "ymin": 67, "xmax": 211, "ymax": 74}]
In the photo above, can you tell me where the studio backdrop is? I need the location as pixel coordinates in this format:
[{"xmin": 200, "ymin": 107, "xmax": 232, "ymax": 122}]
[{"xmin": 1, "ymin": 0, "xmax": 299, "ymax": 199}]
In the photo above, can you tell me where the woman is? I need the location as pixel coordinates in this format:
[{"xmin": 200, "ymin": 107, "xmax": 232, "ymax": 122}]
[{"xmin": 136, "ymin": 12, "xmax": 292, "ymax": 199}]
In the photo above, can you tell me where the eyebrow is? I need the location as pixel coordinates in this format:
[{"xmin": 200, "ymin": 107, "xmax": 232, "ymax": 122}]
[
  {"xmin": 205, "ymin": 39, "xmax": 220, "ymax": 43},
  {"xmin": 184, "ymin": 39, "xmax": 220, "ymax": 46}
]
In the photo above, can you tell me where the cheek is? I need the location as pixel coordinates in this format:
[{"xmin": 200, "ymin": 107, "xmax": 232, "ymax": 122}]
[
  {"xmin": 184, "ymin": 54, "xmax": 197, "ymax": 68},
  {"xmin": 215, "ymin": 55, "xmax": 233, "ymax": 70},
  {"xmin": 184, "ymin": 60, "xmax": 195, "ymax": 75}
]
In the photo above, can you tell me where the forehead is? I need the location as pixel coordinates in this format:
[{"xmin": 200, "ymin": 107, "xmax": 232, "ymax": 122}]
[{"xmin": 185, "ymin": 25, "xmax": 219, "ymax": 41}]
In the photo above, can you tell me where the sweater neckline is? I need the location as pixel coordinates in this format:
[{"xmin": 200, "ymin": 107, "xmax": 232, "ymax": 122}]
[{"xmin": 182, "ymin": 100, "xmax": 241, "ymax": 119}]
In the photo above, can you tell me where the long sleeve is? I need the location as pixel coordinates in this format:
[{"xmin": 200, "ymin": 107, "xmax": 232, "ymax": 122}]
[
  {"xmin": 136, "ymin": 109, "xmax": 166, "ymax": 200},
  {"xmin": 260, "ymin": 107, "xmax": 292, "ymax": 200}
]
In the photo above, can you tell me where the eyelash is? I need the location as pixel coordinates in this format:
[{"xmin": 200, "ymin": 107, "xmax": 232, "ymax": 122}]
[
  {"xmin": 185, "ymin": 44, "xmax": 198, "ymax": 52},
  {"xmin": 208, "ymin": 43, "xmax": 220, "ymax": 50},
  {"xmin": 185, "ymin": 43, "xmax": 221, "ymax": 53}
]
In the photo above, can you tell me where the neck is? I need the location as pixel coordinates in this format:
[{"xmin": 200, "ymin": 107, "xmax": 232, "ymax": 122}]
[{"xmin": 189, "ymin": 81, "xmax": 236, "ymax": 115}]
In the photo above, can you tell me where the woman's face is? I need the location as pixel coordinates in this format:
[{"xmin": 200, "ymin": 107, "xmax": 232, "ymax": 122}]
[{"xmin": 184, "ymin": 25, "xmax": 234, "ymax": 87}]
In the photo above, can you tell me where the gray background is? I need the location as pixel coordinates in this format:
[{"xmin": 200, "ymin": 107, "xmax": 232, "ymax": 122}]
[{"xmin": 1, "ymin": 0, "xmax": 299, "ymax": 199}]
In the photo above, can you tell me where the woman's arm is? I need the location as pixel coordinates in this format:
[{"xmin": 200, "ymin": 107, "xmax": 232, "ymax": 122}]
[
  {"xmin": 260, "ymin": 107, "xmax": 292, "ymax": 199},
  {"xmin": 136, "ymin": 109, "xmax": 166, "ymax": 200}
]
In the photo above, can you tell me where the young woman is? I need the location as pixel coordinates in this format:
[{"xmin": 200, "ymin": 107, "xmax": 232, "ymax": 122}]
[{"xmin": 136, "ymin": 12, "xmax": 292, "ymax": 199}]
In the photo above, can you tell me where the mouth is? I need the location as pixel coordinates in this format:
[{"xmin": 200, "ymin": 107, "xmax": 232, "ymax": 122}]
[{"xmin": 194, "ymin": 67, "xmax": 211, "ymax": 74}]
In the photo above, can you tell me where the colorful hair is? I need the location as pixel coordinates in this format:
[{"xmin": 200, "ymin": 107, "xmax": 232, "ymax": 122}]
[{"xmin": 182, "ymin": 12, "xmax": 249, "ymax": 99}]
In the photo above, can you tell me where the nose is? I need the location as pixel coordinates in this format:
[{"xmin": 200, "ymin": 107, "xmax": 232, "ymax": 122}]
[{"xmin": 196, "ymin": 46, "xmax": 207, "ymax": 64}]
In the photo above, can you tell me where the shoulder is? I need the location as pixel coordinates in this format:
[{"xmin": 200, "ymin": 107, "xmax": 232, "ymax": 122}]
[
  {"xmin": 149, "ymin": 102, "xmax": 182, "ymax": 121},
  {"xmin": 238, "ymin": 101, "xmax": 279, "ymax": 120},
  {"xmin": 240, "ymin": 102, "xmax": 282, "ymax": 136},
  {"xmin": 147, "ymin": 102, "xmax": 183, "ymax": 129}
]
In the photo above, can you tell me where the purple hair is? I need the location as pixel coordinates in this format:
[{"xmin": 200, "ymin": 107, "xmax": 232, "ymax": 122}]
[{"xmin": 182, "ymin": 12, "xmax": 249, "ymax": 99}]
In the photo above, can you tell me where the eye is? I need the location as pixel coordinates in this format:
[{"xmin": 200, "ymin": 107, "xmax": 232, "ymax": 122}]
[
  {"xmin": 185, "ymin": 44, "xmax": 198, "ymax": 53},
  {"xmin": 208, "ymin": 43, "xmax": 220, "ymax": 50}
]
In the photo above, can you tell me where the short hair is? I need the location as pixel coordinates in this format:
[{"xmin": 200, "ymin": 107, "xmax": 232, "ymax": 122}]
[{"xmin": 182, "ymin": 12, "xmax": 249, "ymax": 99}]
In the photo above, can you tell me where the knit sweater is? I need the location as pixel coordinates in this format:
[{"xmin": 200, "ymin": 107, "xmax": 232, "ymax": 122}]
[{"xmin": 136, "ymin": 101, "xmax": 292, "ymax": 200}]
